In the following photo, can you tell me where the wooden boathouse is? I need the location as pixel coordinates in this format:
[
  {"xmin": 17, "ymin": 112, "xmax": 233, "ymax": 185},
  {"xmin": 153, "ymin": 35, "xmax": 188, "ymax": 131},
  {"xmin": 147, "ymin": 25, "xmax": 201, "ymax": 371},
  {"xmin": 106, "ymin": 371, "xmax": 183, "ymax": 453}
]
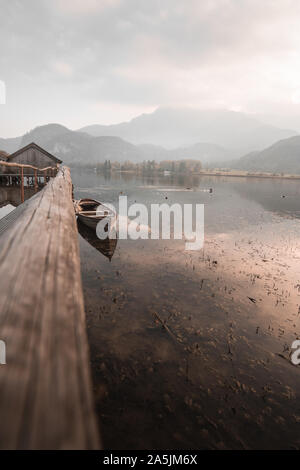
[
  {"xmin": 0, "ymin": 143, "xmax": 63, "ymax": 202},
  {"xmin": 7, "ymin": 142, "xmax": 62, "ymax": 168},
  {"xmin": 0, "ymin": 144, "xmax": 101, "ymax": 449}
]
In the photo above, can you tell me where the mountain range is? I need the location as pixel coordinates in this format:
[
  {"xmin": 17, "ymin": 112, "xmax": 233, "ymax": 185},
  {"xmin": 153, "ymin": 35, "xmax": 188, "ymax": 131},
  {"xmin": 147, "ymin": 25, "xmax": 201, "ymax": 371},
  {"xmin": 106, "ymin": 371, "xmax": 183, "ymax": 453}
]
[
  {"xmin": 19, "ymin": 124, "xmax": 141, "ymax": 165},
  {"xmin": 0, "ymin": 118, "xmax": 238, "ymax": 166},
  {"xmin": 79, "ymin": 107, "xmax": 296, "ymax": 152},
  {"xmin": 229, "ymin": 135, "xmax": 300, "ymax": 174},
  {"xmin": 0, "ymin": 107, "xmax": 299, "ymax": 173}
]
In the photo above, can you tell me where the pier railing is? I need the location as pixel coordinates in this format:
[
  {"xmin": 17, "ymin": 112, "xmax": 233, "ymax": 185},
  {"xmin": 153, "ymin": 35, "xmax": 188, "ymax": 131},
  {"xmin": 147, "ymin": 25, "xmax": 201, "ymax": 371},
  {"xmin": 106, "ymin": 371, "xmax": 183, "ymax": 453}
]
[
  {"xmin": 0, "ymin": 167, "xmax": 100, "ymax": 449},
  {"xmin": 0, "ymin": 161, "xmax": 59, "ymax": 202}
]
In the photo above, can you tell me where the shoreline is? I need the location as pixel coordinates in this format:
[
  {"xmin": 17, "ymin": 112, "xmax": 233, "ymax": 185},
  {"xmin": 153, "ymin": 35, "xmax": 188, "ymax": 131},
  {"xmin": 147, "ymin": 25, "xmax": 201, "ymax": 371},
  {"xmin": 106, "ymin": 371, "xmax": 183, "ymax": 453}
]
[
  {"xmin": 195, "ymin": 170, "xmax": 300, "ymax": 179},
  {"xmin": 74, "ymin": 167, "xmax": 300, "ymax": 180}
]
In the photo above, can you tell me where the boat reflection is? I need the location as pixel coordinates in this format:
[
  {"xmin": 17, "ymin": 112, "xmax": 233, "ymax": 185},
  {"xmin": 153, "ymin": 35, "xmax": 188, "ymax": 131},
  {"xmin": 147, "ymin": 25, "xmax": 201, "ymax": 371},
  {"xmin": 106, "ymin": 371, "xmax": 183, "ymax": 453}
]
[{"xmin": 77, "ymin": 219, "xmax": 118, "ymax": 261}]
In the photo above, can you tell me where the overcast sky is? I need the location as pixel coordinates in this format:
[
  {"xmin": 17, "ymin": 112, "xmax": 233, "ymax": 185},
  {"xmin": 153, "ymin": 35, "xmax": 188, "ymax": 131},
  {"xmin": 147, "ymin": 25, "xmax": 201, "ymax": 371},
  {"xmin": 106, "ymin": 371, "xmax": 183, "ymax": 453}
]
[{"xmin": 1, "ymin": 0, "xmax": 300, "ymax": 137}]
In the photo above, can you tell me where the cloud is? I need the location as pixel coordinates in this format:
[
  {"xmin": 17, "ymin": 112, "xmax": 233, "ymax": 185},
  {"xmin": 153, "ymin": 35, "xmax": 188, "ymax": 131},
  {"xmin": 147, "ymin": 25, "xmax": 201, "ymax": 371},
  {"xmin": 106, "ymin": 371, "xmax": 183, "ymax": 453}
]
[
  {"xmin": 1, "ymin": 0, "xmax": 300, "ymax": 136},
  {"xmin": 0, "ymin": 80, "xmax": 6, "ymax": 104},
  {"xmin": 55, "ymin": 0, "xmax": 121, "ymax": 15},
  {"xmin": 52, "ymin": 60, "xmax": 73, "ymax": 77}
]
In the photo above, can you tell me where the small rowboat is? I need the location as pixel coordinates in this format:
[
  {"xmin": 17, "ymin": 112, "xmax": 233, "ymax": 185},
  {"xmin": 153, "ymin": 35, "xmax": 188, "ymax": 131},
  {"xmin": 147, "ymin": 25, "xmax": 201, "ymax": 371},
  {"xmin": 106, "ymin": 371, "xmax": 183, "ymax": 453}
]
[{"xmin": 74, "ymin": 198, "xmax": 117, "ymax": 231}]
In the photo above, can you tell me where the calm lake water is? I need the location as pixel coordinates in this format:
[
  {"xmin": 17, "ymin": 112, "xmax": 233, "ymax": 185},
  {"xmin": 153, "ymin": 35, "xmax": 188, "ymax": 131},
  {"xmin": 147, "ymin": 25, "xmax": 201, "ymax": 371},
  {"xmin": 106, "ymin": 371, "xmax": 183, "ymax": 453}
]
[
  {"xmin": 1, "ymin": 171, "xmax": 299, "ymax": 449},
  {"xmin": 72, "ymin": 169, "xmax": 300, "ymax": 450}
]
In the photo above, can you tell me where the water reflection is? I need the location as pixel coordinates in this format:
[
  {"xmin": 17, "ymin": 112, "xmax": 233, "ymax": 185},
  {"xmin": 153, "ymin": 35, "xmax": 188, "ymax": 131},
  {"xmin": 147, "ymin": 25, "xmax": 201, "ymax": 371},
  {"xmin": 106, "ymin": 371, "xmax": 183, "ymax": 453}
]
[
  {"xmin": 77, "ymin": 219, "xmax": 118, "ymax": 261},
  {"xmin": 71, "ymin": 169, "xmax": 300, "ymax": 221},
  {"xmin": 229, "ymin": 177, "xmax": 300, "ymax": 218},
  {"xmin": 73, "ymin": 169, "xmax": 300, "ymax": 449},
  {"xmin": 0, "ymin": 186, "xmax": 41, "ymax": 221}
]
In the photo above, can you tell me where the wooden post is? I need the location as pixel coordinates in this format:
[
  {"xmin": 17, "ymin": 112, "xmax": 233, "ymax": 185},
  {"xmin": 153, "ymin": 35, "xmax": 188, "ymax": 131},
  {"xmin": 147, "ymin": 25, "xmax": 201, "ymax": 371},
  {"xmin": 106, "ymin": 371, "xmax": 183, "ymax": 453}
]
[
  {"xmin": 20, "ymin": 166, "xmax": 24, "ymax": 203},
  {"xmin": 34, "ymin": 169, "xmax": 38, "ymax": 191},
  {"xmin": 0, "ymin": 167, "xmax": 101, "ymax": 449}
]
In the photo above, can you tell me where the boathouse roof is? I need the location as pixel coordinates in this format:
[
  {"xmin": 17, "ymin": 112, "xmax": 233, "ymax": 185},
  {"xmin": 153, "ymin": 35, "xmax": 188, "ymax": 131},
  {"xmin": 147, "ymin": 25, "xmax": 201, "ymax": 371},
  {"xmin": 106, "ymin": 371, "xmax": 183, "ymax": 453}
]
[{"xmin": 8, "ymin": 142, "xmax": 62, "ymax": 164}]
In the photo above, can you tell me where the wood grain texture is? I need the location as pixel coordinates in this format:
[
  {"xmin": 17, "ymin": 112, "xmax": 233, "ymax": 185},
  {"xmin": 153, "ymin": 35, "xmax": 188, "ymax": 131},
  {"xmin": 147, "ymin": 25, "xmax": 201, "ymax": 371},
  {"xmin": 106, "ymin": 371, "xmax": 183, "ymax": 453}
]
[{"xmin": 0, "ymin": 167, "xmax": 101, "ymax": 449}]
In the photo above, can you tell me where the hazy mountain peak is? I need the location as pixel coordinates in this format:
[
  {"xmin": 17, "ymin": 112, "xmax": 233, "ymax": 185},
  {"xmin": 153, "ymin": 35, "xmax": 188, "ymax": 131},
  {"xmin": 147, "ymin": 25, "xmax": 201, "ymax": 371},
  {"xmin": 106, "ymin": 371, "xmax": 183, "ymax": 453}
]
[
  {"xmin": 230, "ymin": 133, "xmax": 300, "ymax": 174},
  {"xmin": 79, "ymin": 107, "xmax": 296, "ymax": 151},
  {"xmin": 1, "ymin": 118, "xmax": 299, "ymax": 172},
  {"xmin": 21, "ymin": 123, "xmax": 71, "ymax": 147}
]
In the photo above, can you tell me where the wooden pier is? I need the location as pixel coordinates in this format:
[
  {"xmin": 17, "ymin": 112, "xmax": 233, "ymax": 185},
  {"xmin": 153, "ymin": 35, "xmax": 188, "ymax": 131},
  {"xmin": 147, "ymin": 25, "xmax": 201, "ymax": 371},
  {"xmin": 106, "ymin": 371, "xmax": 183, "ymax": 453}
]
[
  {"xmin": 0, "ymin": 167, "xmax": 101, "ymax": 449},
  {"xmin": 0, "ymin": 160, "xmax": 59, "ymax": 203}
]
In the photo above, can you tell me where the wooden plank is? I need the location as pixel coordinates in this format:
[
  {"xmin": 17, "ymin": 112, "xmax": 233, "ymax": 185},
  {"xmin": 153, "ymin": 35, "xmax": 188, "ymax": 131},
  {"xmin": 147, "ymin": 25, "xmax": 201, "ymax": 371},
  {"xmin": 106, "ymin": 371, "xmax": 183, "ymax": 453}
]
[{"xmin": 0, "ymin": 167, "xmax": 101, "ymax": 449}]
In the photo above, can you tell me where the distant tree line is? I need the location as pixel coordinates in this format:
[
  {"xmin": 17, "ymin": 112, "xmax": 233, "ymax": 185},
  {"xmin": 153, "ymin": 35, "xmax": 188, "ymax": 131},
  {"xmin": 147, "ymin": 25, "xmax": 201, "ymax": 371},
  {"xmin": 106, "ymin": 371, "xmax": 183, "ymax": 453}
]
[{"xmin": 96, "ymin": 159, "xmax": 202, "ymax": 174}]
